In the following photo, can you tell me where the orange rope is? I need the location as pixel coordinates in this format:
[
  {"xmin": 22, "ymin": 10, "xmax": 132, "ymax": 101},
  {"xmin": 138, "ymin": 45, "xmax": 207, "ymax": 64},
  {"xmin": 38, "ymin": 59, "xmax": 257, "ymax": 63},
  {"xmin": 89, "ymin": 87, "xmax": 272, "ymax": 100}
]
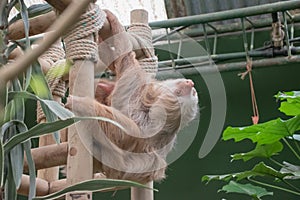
[{"xmin": 239, "ymin": 61, "xmax": 259, "ymax": 124}]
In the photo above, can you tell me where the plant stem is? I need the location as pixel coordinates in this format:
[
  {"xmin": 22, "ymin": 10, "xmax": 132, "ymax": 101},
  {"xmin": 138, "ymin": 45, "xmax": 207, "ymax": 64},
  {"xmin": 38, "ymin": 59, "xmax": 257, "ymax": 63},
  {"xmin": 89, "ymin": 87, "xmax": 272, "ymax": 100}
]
[
  {"xmin": 248, "ymin": 177, "xmax": 300, "ymax": 196},
  {"xmin": 283, "ymin": 138, "xmax": 300, "ymax": 160},
  {"xmin": 292, "ymin": 136, "xmax": 300, "ymax": 155},
  {"xmin": 283, "ymin": 179, "xmax": 300, "ymax": 192},
  {"xmin": 269, "ymin": 157, "xmax": 285, "ymax": 168}
]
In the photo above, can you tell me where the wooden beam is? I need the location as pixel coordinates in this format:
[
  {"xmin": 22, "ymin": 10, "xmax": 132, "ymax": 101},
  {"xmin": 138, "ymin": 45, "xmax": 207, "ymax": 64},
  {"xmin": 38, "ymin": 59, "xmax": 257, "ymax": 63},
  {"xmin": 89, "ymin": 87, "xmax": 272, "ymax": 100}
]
[
  {"xmin": 8, "ymin": 11, "xmax": 56, "ymax": 40},
  {"xmin": 18, "ymin": 175, "xmax": 49, "ymax": 197},
  {"xmin": 18, "ymin": 173, "xmax": 122, "ymax": 198},
  {"xmin": 24, "ymin": 142, "xmax": 68, "ymax": 173}
]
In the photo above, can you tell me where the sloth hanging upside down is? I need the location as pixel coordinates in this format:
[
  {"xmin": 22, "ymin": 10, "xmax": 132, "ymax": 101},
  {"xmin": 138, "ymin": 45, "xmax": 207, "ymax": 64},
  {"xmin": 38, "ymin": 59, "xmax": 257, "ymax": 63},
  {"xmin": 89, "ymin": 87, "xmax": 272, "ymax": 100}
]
[{"xmin": 65, "ymin": 11, "xmax": 199, "ymax": 184}]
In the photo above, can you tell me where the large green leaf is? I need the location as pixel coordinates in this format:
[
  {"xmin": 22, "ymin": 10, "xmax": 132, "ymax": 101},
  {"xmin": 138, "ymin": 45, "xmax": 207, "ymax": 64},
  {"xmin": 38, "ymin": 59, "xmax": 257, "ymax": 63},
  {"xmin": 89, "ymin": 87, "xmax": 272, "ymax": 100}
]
[
  {"xmin": 9, "ymin": 127, "xmax": 24, "ymax": 189},
  {"xmin": 231, "ymin": 141, "xmax": 283, "ymax": 161},
  {"xmin": 11, "ymin": 79, "xmax": 24, "ymax": 121},
  {"xmin": 30, "ymin": 62, "xmax": 52, "ymax": 99},
  {"xmin": 202, "ymin": 162, "xmax": 292, "ymax": 184},
  {"xmin": 0, "ymin": 121, "xmax": 20, "ymax": 137},
  {"xmin": 238, "ymin": 162, "xmax": 290, "ymax": 180},
  {"xmin": 223, "ymin": 116, "xmax": 300, "ymax": 145},
  {"xmin": 18, "ymin": 0, "xmax": 30, "ymax": 48},
  {"xmin": 16, "ymin": 122, "xmax": 36, "ymax": 200},
  {"xmin": 33, "ymin": 179, "xmax": 155, "ymax": 200},
  {"xmin": 219, "ymin": 180, "xmax": 273, "ymax": 199},
  {"xmin": 5, "ymin": 157, "xmax": 17, "ymax": 200},
  {"xmin": 276, "ymin": 91, "xmax": 300, "ymax": 116}
]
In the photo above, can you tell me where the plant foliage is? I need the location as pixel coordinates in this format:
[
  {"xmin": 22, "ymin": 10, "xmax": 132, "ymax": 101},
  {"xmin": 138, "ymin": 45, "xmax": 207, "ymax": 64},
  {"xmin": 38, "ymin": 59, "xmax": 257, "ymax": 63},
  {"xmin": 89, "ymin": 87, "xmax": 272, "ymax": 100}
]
[
  {"xmin": 0, "ymin": 2, "xmax": 150, "ymax": 200},
  {"xmin": 202, "ymin": 91, "xmax": 300, "ymax": 199}
]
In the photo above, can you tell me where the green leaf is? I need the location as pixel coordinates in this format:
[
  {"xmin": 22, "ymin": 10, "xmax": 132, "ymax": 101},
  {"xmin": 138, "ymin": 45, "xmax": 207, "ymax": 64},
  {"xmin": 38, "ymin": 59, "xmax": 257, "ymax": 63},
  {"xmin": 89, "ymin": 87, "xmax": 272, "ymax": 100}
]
[
  {"xmin": 42, "ymin": 99, "xmax": 74, "ymax": 119},
  {"xmin": 0, "ymin": 121, "xmax": 21, "ymax": 137},
  {"xmin": 4, "ymin": 119, "xmax": 75, "ymax": 153},
  {"xmin": 238, "ymin": 162, "xmax": 290, "ymax": 181},
  {"xmin": 231, "ymin": 141, "xmax": 283, "ymax": 161},
  {"xmin": 33, "ymin": 179, "xmax": 156, "ymax": 200},
  {"xmin": 202, "ymin": 174, "xmax": 234, "ymax": 184},
  {"xmin": 23, "ymin": 141, "xmax": 36, "ymax": 200},
  {"xmin": 276, "ymin": 91, "xmax": 300, "ymax": 116},
  {"xmin": 0, "ymin": 139, "xmax": 3, "ymax": 187},
  {"xmin": 202, "ymin": 162, "xmax": 292, "ymax": 184},
  {"xmin": 4, "ymin": 116, "xmax": 125, "ymax": 153},
  {"xmin": 9, "ymin": 126, "xmax": 24, "ymax": 189},
  {"xmin": 223, "ymin": 117, "xmax": 300, "ymax": 145},
  {"xmin": 12, "ymin": 79, "xmax": 24, "ymax": 121},
  {"xmin": 219, "ymin": 181, "xmax": 273, "ymax": 199},
  {"xmin": 9, "ymin": 3, "xmax": 52, "ymax": 25},
  {"xmin": 8, "ymin": 91, "xmax": 73, "ymax": 119},
  {"xmin": 31, "ymin": 61, "xmax": 59, "ymax": 142},
  {"xmin": 18, "ymin": 0, "xmax": 30, "ymax": 47},
  {"xmin": 30, "ymin": 61, "xmax": 52, "ymax": 99},
  {"xmin": 279, "ymin": 102, "xmax": 300, "ymax": 116},
  {"xmin": 6, "ymin": 157, "xmax": 17, "ymax": 200}
]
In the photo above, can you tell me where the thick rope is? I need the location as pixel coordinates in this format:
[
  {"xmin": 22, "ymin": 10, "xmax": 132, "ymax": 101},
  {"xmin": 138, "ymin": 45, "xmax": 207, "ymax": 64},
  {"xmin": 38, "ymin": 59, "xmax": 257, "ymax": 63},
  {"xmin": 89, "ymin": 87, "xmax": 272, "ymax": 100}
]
[
  {"xmin": 64, "ymin": 5, "xmax": 106, "ymax": 63},
  {"xmin": 39, "ymin": 43, "xmax": 65, "ymax": 66},
  {"xmin": 127, "ymin": 23, "xmax": 158, "ymax": 77},
  {"xmin": 37, "ymin": 60, "xmax": 70, "ymax": 123}
]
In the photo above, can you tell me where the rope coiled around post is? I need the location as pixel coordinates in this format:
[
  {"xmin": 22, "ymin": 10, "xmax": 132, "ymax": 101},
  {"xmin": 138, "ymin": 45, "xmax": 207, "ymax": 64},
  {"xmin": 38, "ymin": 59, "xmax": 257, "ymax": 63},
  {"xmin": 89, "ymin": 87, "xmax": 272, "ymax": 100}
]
[
  {"xmin": 64, "ymin": 5, "xmax": 106, "ymax": 63},
  {"xmin": 37, "ymin": 43, "xmax": 70, "ymax": 123},
  {"xmin": 127, "ymin": 23, "xmax": 158, "ymax": 77}
]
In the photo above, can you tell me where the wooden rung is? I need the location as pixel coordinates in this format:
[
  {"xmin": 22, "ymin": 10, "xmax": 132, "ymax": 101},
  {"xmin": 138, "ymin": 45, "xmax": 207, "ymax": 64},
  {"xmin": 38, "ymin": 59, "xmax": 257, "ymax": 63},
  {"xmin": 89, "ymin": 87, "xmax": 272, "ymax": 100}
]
[
  {"xmin": 18, "ymin": 175, "xmax": 49, "ymax": 196},
  {"xmin": 18, "ymin": 173, "xmax": 126, "ymax": 197},
  {"xmin": 23, "ymin": 142, "xmax": 68, "ymax": 173}
]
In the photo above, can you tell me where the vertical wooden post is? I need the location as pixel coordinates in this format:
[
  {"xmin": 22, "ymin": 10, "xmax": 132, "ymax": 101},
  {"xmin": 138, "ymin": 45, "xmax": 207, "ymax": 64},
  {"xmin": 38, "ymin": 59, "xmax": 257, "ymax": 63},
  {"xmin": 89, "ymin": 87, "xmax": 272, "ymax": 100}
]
[
  {"xmin": 65, "ymin": 4, "xmax": 95, "ymax": 200},
  {"xmin": 130, "ymin": 9, "xmax": 154, "ymax": 200},
  {"xmin": 131, "ymin": 181, "xmax": 153, "ymax": 200}
]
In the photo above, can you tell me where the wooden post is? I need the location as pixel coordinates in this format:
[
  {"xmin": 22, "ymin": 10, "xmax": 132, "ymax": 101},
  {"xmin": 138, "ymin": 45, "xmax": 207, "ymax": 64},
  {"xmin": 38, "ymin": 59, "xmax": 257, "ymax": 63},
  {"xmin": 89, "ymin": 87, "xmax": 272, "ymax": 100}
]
[
  {"xmin": 130, "ymin": 9, "xmax": 154, "ymax": 200},
  {"xmin": 65, "ymin": 3, "xmax": 96, "ymax": 200},
  {"xmin": 131, "ymin": 181, "xmax": 153, "ymax": 200}
]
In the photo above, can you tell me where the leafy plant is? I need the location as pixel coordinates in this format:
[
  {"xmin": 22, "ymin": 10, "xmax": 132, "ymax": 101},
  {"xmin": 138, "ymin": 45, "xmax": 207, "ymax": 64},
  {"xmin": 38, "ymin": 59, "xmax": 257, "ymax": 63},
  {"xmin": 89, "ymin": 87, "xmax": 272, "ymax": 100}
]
[
  {"xmin": 0, "ymin": 1, "xmax": 150, "ymax": 200},
  {"xmin": 202, "ymin": 91, "xmax": 300, "ymax": 199}
]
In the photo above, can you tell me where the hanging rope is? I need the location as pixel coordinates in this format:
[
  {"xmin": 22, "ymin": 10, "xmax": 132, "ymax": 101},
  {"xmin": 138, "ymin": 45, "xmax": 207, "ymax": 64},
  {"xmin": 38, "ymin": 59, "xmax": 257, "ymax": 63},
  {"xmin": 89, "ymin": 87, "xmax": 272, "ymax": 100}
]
[
  {"xmin": 127, "ymin": 23, "xmax": 158, "ymax": 77},
  {"xmin": 239, "ymin": 61, "xmax": 259, "ymax": 125},
  {"xmin": 64, "ymin": 5, "xmax": 106, "ymax": 63},
  {"xmin": 239, "ymin": 17, "xmax": 259, "ymax": 125}
]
